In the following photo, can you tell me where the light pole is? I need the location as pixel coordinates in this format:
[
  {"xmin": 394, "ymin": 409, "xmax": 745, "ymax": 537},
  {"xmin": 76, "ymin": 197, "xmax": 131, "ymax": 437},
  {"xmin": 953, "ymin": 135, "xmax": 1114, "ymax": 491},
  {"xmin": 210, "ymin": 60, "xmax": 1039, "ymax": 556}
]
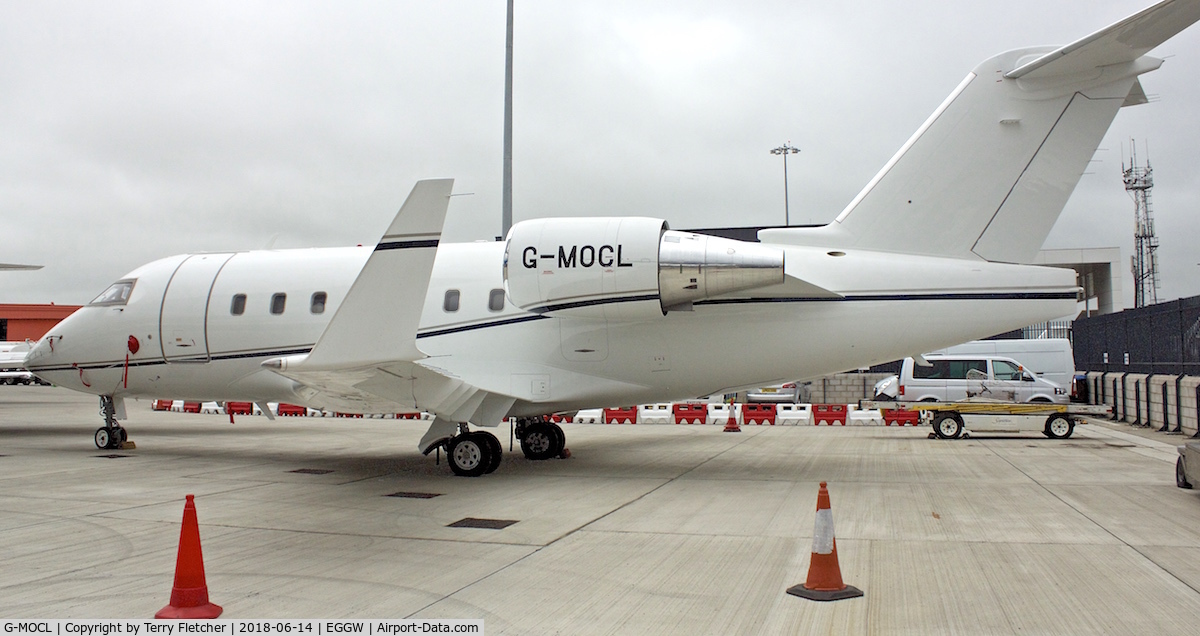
[
  {"xmin": 771, "ymin": 143, "xmax": 800, "ymax": 225},
  {"xmin": 501, "ymin": 0, "xmax": 514, "ymax": 238}
]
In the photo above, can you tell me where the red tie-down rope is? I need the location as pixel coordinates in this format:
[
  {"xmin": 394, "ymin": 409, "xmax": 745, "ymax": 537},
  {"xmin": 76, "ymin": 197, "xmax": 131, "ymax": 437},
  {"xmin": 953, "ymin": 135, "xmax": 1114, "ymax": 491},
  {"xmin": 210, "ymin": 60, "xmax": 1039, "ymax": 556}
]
[{"xmin": 72, "ymin": 363, "xmax": 91, "ymax": 388}]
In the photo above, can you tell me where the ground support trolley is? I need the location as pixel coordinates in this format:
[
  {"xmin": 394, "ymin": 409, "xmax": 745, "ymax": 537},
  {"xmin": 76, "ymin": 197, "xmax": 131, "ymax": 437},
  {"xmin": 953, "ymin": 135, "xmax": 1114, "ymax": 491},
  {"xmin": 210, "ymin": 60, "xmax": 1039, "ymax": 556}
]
[{"xmin": 862, "ymin": 401, "xmax": 1113, "ymax": 440}]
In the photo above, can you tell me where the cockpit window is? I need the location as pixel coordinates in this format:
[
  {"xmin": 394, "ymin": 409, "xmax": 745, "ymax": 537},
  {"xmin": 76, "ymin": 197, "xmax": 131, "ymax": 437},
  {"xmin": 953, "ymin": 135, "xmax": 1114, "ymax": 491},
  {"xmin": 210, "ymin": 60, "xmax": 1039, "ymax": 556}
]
[{"xmin": 90, "ymin": 279, "xmax": 136, "ymax": 306}]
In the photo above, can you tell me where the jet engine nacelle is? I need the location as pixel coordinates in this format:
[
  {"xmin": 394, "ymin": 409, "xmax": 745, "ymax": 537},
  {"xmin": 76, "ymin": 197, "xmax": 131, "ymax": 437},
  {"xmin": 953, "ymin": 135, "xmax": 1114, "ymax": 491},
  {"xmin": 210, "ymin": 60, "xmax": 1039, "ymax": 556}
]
[{"xmin": 504, "ymin": 217, "xmax": 785, "ymax": 319}]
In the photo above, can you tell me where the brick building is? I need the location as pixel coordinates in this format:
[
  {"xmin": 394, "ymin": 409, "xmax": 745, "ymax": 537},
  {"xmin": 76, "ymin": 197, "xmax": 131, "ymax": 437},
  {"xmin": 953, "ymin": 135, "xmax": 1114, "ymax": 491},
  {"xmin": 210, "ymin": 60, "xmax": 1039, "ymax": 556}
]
[{"xmin": 0, "ymin": 304, "xmax": 81, "ymax": 342}]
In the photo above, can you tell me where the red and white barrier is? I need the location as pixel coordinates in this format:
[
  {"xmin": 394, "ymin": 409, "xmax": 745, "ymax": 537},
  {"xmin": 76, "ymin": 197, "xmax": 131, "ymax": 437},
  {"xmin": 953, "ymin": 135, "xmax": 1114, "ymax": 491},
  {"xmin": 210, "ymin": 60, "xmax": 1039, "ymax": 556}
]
[
  {"xmin": 742, "ymin": 403, "xmax": 777, "ymax": 425},
  {"xmin": 776, "ymin": 403, "xmax": 813, "ymax": 425},
  {"xmin": 574, "ymin": 409, "xmax": 603, "ymax": 423},
  {"xmin": 706, "ymin": 403, "xmax": 741, "ymax": 425},
  {"xmin": 849, "ymin": 408, "xmax": 884, "ymax": 426},
  {"xmin": 813, "ymin": 404, "xmax": 848, "ymax": 425},
  {"xmin": 638, "ymin": 403, "xmax": 673, "ymax": 425},
  {"xmin": 881, "ymin": 409, "xmax": 922, "ymax": 426},
  {"xmin": 147, "ymin": 397, "xmax": 934, "ymax": 429},
  {"xmin": 673, "ymin": 403, "xmax": 707, "ymax": 424},
  {"xmin": 224, "ymin": 402, "xmax": 253, "ymax": 415},
  {"xmin": 603, "ymin": 407, "xmax": 638, "ymax": 424}
]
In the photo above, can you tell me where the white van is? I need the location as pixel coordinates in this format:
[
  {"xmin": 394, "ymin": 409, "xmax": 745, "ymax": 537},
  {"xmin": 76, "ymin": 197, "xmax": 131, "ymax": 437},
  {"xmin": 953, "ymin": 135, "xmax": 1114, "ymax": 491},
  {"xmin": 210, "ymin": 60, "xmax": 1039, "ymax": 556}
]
[
  {"xmin": 926, "ymin": 338, "xmax": 1075, "ymax": 389},
  {"xmin": 892, "ymin": 354, "xmax": 1069, "ymax": 403}
]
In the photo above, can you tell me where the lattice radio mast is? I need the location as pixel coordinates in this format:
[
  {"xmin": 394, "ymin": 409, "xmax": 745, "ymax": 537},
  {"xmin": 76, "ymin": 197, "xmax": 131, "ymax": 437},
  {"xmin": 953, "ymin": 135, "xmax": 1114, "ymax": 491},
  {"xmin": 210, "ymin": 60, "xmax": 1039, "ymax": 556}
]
[{"xmin": 1124, "ymin": 140, "xmax": 1160, "ymax": 308}]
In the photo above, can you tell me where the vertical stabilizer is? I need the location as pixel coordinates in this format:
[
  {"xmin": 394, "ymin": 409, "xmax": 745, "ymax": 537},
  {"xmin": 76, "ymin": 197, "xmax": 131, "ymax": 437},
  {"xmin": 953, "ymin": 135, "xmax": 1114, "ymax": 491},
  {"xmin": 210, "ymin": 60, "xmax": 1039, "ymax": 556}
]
[{"xmin": 759, "ymin": 0, "xmax": 1200, "ymax": 264}]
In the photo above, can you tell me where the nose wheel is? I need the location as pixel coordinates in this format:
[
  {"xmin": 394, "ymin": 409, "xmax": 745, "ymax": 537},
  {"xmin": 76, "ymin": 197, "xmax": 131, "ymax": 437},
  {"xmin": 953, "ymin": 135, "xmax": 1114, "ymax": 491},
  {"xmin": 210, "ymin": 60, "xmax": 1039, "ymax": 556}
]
[
  {"xmin": 94, "ymin": 395, "xmax": 128, "ymax": 450},
  {"xmin": 94, "ymin": 425, "xmax": 127, "ymax": 450}
]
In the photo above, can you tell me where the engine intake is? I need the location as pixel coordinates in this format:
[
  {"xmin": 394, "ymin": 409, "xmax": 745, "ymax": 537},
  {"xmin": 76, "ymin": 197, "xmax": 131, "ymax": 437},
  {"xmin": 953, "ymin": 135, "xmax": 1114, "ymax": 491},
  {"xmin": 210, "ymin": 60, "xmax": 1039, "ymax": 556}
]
[{"xmin": 504, "ymin": 217, "xmax": 784, "ymax": 318}]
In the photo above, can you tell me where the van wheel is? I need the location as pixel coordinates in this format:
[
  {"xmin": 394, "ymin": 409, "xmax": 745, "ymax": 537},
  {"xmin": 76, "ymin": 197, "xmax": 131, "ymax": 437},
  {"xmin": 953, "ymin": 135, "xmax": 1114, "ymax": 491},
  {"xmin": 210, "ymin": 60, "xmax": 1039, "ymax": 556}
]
[
  {"xmin": 932, "ymin": 413, "xmax": 963, "ymax": 439},
  {"xmin": 1044, "ymin": 415, "xmax": 1074, "ymax": 439}
]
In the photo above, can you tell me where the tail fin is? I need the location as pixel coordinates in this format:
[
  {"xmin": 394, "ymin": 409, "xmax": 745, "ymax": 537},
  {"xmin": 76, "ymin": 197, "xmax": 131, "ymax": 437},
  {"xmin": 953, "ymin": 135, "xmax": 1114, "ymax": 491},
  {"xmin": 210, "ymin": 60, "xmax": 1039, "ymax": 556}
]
[{"xmin": 760, "ymin": 0, "xmax": 1200, "ymax": 263}]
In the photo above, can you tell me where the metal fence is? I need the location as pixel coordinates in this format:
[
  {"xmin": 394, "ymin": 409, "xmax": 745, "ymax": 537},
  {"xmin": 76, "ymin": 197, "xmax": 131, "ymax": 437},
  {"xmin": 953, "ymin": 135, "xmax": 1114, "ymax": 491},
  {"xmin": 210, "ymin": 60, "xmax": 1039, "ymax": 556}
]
[
  {"xmin": 1023, "ymin": 320, "xmax": 1072, "ymax": 340},
  {"xmin": 1073, "ymin": 295, "xmax": 1200, "ymax": 375}
]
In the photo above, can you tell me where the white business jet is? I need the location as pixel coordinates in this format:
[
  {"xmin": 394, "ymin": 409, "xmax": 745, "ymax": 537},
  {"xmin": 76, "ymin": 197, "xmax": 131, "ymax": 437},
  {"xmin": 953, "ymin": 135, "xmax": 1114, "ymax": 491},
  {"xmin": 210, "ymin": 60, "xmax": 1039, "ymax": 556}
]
[{"xmin": 24, "ymin": 0, "xmax": 1200, "ymax": 475}]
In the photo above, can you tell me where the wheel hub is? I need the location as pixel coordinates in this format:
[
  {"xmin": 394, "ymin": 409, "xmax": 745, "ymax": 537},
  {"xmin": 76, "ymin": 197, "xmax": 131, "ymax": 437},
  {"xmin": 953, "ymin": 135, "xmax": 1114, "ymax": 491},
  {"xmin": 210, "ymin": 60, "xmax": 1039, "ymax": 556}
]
[
  {"xmin": 453, "ymin": 440, "xmax": 482, "ymax": 470},
  {"xmin": 527, "ymin": 433, "xmax": 551, "ymax": 454}
]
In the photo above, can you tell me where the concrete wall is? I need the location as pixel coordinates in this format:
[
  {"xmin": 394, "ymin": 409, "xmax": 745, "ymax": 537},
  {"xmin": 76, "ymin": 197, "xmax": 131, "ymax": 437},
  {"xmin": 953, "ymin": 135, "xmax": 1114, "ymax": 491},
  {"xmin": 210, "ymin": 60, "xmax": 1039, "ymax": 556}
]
[
  {"xmin": 1088, "ymin": 371, "xmax": 1199, "ymax": 436},
  {"xmin": 810, "ymin": 372, "xmax": 894, "ymax": 405}
]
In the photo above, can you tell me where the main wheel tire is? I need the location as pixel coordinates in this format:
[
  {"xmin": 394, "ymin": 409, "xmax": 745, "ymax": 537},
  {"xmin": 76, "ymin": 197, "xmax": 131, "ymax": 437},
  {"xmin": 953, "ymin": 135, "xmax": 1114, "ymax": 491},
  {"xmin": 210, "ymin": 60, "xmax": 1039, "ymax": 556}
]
[
  {"xmin": 932, "ymin": 413, "xmax": 964, "ymax": 439},
  {"xmin": 1044, "ymin": 415, "xmax": 1074, "ymax": 439},
  {"xmin": 520, "ymin": 422, "xmax": 558, "ymax": 460},
  {"xmin": 448, "ymin": 434, "xmax": 490, "ymax": 477},
  {"xmin": 474, "ymin": 431, "xmax": 503, "ymax": 474},
  {"xmin": 1178, "ymin": 457, "xmax": 1193, "ymax": 489},
  {"xmin": 548, "ymin": 422, "xmax": 566, "ymax": 457}
]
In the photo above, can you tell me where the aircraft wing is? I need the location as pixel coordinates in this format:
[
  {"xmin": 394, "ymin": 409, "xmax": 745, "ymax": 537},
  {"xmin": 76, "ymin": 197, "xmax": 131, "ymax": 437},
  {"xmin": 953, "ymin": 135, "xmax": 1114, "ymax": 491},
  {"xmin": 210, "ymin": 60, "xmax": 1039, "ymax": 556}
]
[
  {"xmin": 261, "ymin": 179, "xmax": 516, "ymax": 425},
  {"xmin": 303, "ymin": 178, "xmax": 451, "ymax": 368}
]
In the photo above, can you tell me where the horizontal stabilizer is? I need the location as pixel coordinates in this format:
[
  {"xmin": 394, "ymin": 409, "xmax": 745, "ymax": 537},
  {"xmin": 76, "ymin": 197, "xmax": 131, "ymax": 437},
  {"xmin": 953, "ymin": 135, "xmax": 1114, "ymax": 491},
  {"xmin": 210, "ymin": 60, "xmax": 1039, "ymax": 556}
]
[{"xmin": 1007, "ymin": 0, "xmax": 1200, "ymax": 79}]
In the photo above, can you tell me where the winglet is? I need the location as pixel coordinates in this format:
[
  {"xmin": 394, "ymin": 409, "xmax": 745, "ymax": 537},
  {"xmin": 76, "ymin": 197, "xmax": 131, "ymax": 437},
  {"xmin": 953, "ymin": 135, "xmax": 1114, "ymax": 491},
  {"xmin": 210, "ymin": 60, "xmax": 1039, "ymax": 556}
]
[
  {"xmin": 299, "ymin": 179, "xmax": 453, "ymax": 369},
  {"xmin": 1006, "ymin": 0, "xmax": 1200, "ymax": 79}
]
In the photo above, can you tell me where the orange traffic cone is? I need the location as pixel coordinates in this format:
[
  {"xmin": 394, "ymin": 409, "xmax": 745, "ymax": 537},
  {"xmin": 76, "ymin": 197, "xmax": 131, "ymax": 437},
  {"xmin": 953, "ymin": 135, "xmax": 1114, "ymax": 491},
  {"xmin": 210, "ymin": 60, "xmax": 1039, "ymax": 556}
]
[
  {"xmin": 155, "ymin": 495, "xmax": 223, "ymax": 619},
  {"xmin": 723, "ymin": 405, "xmax": 741, "ymax": 432},
  {"xmin": 787, "ymin": 482, "xmax": 863, "ymax": 601}
]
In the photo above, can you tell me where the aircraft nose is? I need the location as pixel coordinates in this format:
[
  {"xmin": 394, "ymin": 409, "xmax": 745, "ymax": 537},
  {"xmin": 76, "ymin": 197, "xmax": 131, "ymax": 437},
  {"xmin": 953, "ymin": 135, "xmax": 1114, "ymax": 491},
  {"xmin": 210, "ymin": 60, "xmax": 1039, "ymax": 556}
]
[{"xmin": 23, "ymin": 335, "xmax": 59, "ymax": 368}]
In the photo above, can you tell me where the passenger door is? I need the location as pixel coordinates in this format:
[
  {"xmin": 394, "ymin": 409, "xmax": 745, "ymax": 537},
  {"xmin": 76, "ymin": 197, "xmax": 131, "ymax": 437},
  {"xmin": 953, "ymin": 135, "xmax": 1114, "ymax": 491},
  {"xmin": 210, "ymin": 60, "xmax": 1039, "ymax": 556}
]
[{"xmin": 159, "ymin": 253, "xmax": 234, "ymax": 362}]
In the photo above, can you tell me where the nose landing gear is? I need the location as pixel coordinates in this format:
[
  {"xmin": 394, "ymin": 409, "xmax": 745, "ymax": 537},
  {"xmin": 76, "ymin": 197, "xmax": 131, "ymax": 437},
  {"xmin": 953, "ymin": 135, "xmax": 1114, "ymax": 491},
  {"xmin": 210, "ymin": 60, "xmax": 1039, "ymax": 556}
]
[{"xmin": 94, "ymin": 395, "xmax": 128, "ymax": 450}]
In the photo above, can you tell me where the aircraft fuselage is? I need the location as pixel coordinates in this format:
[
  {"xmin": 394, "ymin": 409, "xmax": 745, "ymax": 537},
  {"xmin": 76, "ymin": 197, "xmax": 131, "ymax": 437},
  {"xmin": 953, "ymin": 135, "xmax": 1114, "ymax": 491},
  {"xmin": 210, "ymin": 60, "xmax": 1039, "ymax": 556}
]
[{"xmin": 26, "ymin": 239, "xmax": 1077, "ymax": 419}]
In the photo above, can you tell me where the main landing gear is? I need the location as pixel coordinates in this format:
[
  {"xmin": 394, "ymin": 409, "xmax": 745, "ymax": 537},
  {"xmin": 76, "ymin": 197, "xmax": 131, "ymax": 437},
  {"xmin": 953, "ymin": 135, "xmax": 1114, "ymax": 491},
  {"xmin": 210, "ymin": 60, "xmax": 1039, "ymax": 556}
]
[
  {"xmin": 95, "ymin": 395, "xmax": 127, "ymax": 450},
  {"xmin": 515, "ymin": 416, "xmax": 566, "ymax": 461},
  {"xmin": 431, "ymin": 416, "xmax": 569, "ymax": 477},
  {"xmin": 445, "ymin": 424, "xmax": 503, "ymax": 477}
]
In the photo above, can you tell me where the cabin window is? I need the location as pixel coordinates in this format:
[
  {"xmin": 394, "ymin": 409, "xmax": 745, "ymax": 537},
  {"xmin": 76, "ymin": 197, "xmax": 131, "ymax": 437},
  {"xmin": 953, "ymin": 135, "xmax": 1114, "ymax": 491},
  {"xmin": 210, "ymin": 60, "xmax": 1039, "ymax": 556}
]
[
  {"xmin": 231, "ymin": 294, "xmax": 247, "ymax": 316},
  {"xmin": 271, "ymin": 293, "xmax": 287, "ymax": 315},
  {"xmin": 310, "ymin": 292, "xmax": 327, "ymax": 314},
  {"xmin": 488, "ymin": 288, "xmax": 505, "ymax": 312},
  {"xmin": 443, "ymin": 289, "xmax": 460, "ymax": 312},
  {"xmin": 90, "ymin": 279, "xmax": 136, "ymax": 306}
]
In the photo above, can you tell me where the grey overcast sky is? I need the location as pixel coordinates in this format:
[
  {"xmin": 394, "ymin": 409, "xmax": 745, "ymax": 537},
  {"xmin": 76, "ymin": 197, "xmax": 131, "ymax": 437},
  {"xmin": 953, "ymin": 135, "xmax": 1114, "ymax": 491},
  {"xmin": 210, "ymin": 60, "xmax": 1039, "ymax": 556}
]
[{"xmin": 3, "ymin": 0, "xmax": 1199, "ymax": 307}]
